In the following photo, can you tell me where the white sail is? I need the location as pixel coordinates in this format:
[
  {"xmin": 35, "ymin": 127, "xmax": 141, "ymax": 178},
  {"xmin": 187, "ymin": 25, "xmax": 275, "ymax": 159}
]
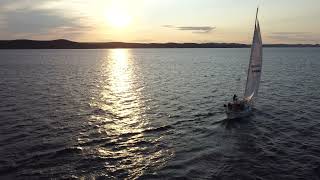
[{"xmin": 244, "ymin": 8, "xmax": 263, "ymax": 102}]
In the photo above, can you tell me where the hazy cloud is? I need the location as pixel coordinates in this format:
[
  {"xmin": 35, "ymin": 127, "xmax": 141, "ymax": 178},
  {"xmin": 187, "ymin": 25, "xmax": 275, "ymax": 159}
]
[
  {"xmin": 268, "ymin": 32, "xmax": 319, "ymax": 43},
  {"xmin": 163, "ymin": 25, "xmax": 174, "ymax": 28},
  {"xmin": 0, "ymin": 3, "xmax": 92, "ymax": 40},
  {"xmin": 0, "ymin": 0, "xmax": 55, "ymax": 12},
  {"xmin": 271, "ymin": 32, "xmax": 310, "ymax": 35},
  {"xmin": 163, "ymin": 25, "xmax": 215, "ymax": 34},
  {"xmin": 5, "ymin": 10, "xmax": 74, "ymax": 33}
]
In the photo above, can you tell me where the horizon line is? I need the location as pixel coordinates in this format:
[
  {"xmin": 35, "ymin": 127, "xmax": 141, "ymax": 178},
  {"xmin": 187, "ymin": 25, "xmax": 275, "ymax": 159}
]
[{"xmin": 0, "ymin": 39, "xmax": 319, "ymax": 45}]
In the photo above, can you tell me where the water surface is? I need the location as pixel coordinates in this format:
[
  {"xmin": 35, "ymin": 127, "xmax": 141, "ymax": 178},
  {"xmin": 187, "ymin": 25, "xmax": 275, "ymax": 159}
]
[{"xmin": 0, "ymin": 48, "xmax": 320, "ymax": 179}]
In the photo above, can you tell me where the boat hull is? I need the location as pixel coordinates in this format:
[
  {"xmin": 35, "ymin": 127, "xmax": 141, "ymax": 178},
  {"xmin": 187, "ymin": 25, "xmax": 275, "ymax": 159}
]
[
  {"xmin": 225, "ymin": 102, "xmax": 252, "ymax": 120},
  {"xmin": 226, "ymin": 108, "xmax": 252, "ymax": 119}
]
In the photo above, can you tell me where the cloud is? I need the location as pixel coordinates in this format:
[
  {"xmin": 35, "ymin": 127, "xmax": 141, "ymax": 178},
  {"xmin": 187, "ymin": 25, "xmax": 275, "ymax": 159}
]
[
  {"xmin": 0, "ymin": 3, "xmax": 92, "ymax": 40},
  {"xmin": 163, "ymin": 25, "xmax": 174, "ymax": 28},
  {"xmin": 0, "ymin": 0, "xmax": 54, "ymax": 12},
  {"xmin": 4, "ymin": 10, "xmax": 75, "ymax": 33},
  {"xmin": 163, "ymin": 25, "xmax": 215, "ymax": 34},
  {"xmin": 271, "ymin": 32, "xmax": 310, "ymax": 35},
  {"xmin": 268, "ymin": 32, "xmax": 319, "ymax": 43},
  {"xmin": 177, "ymin": 26, "xmax": 215, "ymax": 32}
]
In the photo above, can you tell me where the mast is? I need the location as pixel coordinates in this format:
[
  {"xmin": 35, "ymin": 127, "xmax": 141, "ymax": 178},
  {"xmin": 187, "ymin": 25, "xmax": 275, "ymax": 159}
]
[{"xmin": 255, "ymin": 7, "xmax": 259, "ymax": 25}]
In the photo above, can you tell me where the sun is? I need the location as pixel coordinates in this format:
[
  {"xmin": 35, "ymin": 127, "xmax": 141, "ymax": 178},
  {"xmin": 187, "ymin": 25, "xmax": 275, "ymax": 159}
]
[{"xmin": 106, "ymin": 6, "xmax": 132, "ymax": 28}]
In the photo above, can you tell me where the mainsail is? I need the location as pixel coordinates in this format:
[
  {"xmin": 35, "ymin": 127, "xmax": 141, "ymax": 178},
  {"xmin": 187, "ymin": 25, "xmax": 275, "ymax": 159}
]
[{"xmin": 244, "ymin": 8, "xmax": 263, "ymax": 102}]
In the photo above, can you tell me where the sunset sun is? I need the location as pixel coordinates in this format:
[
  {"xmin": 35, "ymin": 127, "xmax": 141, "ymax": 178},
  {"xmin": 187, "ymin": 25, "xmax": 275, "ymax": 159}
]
[{"xmin": 106, "ymin": 6, "xmax": 132, "ymax": 28}]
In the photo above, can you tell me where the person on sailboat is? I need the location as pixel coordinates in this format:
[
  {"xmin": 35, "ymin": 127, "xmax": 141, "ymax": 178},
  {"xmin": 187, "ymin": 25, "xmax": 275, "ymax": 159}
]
[{"xmin": 233, "ymin": 94, "xmax": 238, "ymax": 102}]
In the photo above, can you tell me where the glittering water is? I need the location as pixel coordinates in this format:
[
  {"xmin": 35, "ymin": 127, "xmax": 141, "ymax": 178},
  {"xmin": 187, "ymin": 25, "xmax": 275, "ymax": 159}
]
[{"xmin": 0, "ymin": 48, "xmax": 320, "ymax": 179}]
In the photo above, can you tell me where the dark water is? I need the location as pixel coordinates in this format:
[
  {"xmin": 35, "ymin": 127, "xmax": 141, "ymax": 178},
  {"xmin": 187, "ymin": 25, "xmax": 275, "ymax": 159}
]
[{"xmin": 1, "ymin": 48, "xmax": 320, "ymax": 179}]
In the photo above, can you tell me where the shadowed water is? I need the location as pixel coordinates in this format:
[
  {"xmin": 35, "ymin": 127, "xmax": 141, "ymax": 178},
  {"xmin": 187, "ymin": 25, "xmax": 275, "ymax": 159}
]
[{"xmin": 0, "ymin": 48, "xmax": 320, "ymax": 179}]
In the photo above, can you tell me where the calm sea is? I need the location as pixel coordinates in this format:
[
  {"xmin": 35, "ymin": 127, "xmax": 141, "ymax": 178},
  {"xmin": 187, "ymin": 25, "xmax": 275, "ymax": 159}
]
[{"xmin": 0, "ymin": 48, "xmax": 320, "ymax": 179}]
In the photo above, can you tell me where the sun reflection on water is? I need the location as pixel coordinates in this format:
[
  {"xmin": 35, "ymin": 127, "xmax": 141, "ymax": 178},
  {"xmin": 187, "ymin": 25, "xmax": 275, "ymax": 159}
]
[
  {"xmin": 109, "ymin": 49, "xmax": 131, "ymax": 95},
  {"xmin": 82, "ymin": 49, "xmax": 170, "ymax": 179},
  {"xmin": 102, "ymin": 49, "xmax": 145, "ymax": 134},
  {"xmin": 88, "ymin": 48, "xmax": 144, "ymax": 134}
]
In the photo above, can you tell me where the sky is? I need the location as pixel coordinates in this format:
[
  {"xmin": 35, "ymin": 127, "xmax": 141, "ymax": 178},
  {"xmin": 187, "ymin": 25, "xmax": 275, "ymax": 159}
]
[{"xmin": 0, "ymin": 0, "xmax": 319, "ymax": 44}]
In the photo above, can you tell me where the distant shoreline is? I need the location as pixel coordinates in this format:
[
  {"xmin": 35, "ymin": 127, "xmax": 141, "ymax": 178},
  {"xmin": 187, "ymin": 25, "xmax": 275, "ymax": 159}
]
[{"xmin": 0, "ymin": 39, "xmax": 319, "ymax": 49}]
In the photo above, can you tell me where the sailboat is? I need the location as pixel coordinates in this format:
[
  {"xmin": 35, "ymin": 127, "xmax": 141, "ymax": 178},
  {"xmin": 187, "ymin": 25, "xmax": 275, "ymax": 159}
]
[{"xmin": 225, "ymin": 8, "xmax": 263, "ymax": 119}]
